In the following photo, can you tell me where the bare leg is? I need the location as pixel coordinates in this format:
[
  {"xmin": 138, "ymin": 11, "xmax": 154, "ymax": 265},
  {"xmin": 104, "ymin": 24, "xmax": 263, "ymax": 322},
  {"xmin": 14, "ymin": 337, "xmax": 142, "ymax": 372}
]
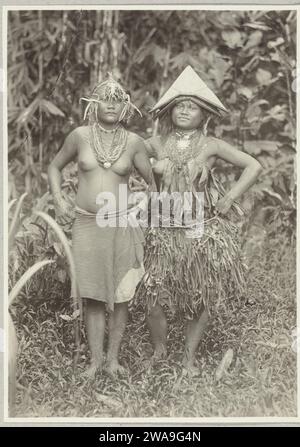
[
  {"xmin": 182, "ymin": 309, "xmax": 209, "ymax": 374},
  {"xmin": 147, "ymin": 304, "xmax": 167, "ymax": 359},
  {"xmin": 84, "ymin": 299, "xmax": 106, "ymax": 378},
  {"xmin": 106, "ymin": 302, "xmax": 128, "ymax": 376}
]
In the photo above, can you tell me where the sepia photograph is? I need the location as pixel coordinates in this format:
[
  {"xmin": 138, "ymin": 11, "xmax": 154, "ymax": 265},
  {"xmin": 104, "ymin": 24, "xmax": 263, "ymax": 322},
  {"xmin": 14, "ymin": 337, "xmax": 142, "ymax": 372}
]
[{"xmin": 3, "ymin": 5, "xmax": 297, "ymax": 421}]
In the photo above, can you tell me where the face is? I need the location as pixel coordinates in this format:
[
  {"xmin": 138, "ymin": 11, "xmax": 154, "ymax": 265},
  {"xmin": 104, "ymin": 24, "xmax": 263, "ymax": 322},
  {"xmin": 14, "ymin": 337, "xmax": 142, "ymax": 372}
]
[
  {"xmin": 171, "ymin": 99, "xmax": 204, "ymax": 130},
  {"xmin": 96, "ymin": 97, "xmax": 125, "ymax": 125}
]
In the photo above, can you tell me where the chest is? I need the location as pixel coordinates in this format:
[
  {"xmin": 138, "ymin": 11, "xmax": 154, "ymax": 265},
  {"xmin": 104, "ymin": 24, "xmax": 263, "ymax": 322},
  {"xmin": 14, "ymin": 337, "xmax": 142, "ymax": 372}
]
[
  {"xmin": 77, "ymin": 131, "xmax": 133, "ymax": 176},
  {"xmin": 152, "ymin": 137, "xmax": 209, "ymax": 177}
]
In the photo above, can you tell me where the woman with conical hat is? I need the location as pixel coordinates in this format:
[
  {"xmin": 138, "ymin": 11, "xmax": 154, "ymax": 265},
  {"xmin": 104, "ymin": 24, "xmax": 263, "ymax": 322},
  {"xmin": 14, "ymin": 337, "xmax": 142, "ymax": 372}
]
[
  {"xmin": 48, "ymin": 74, "xmax": 155, "ymax": 378},
  {"xmin": 139, "ymin": 65, "xmax": 262, "ymax": 375}
]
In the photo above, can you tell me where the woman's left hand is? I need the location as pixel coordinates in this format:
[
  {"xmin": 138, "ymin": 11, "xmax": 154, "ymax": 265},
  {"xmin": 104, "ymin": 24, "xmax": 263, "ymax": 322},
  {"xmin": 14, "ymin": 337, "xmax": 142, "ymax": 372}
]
[{"xmin": 215, "ymin": 194, "xmax": 235, "ymax": 215}]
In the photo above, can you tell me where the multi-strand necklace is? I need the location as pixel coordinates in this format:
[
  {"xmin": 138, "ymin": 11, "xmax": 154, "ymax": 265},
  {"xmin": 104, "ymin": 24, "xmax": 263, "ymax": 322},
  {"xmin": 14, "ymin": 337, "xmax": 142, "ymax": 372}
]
[
  {"xmin": 164, "ymin": 129, "xmax": 205, "ymax": 170},
  {"xmin": 89, "ymin": 123, "xmax": 128, "ymax": 169}
]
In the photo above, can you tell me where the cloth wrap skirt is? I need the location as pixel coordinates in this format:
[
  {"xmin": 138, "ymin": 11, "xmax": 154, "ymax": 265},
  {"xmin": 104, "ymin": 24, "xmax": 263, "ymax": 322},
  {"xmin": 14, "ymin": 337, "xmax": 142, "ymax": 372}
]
[{"xmin": 72, "ymin": 206, "xmax": 145, "ymax": 312}]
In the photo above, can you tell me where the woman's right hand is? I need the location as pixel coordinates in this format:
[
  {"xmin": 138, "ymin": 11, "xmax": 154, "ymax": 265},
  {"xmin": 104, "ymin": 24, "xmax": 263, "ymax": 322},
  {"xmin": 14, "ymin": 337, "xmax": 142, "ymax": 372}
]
[{"xmin": 53, "ymin": 193, "xmax": 75, "ymax": 225}]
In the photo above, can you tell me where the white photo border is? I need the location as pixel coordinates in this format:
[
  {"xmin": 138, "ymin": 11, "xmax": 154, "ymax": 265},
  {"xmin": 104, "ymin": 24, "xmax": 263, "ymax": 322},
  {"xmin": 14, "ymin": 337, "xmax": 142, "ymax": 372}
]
[{"xmin": 1, "ymin": 1, "xmax": 299, "ymax": 426}]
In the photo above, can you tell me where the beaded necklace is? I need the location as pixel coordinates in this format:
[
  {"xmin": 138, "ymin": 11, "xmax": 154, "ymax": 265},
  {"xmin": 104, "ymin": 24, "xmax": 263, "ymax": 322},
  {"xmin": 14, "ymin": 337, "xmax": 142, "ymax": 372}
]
[
  {"xmin": 164, "ymin": 130, "xmax": 205, "ymax": 171},
  {"xmin": 89, "ymin": 123, "xmax": 128, "ymax": 169}
]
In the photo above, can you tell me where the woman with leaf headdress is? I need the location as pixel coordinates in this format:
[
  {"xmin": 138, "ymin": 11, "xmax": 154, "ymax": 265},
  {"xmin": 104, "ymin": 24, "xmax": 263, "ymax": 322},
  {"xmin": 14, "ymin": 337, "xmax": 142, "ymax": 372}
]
[
  {"xmin": 139, "ymin": 65, "xmax": 262, "ymax": 375},
  {"xmin": 48, "ymin": 74, "xmax": 155, "ymax": 378}
]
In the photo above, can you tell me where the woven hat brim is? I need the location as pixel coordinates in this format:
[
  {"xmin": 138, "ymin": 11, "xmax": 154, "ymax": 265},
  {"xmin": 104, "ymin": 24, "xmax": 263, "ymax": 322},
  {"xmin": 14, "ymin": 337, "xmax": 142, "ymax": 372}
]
[{"xmin": 152, "ymin": 95, "xmax": 226, "ymax": 119}]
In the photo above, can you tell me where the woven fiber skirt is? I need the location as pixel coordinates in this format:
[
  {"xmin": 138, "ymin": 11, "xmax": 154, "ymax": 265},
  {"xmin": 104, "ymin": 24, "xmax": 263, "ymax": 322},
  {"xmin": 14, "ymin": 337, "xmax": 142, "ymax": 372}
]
[
  {"xmin": 136, "ymin": 215, "xmax": 247, "ymax": 319},
  {"xmin": 72, "ymin": 208, "xmax": 145, "ymax": 311}
]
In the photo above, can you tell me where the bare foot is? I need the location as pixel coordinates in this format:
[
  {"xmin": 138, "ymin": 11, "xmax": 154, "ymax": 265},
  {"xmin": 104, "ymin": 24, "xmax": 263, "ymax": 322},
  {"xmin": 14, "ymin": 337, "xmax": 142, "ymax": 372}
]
[
  {"xmin": 141, "ymin": 346, "xmax": 167, "ymax": 373},
  {"xmin": 105, "ymin": 360, "xmax": 127, "ymax": 378},
  {"xmin": 152, "ymin": 345, "xmax": 167, "ymax": 361},
  {"xmin": 81, "ymin": 362, "xmax": 102, "ymax": 379}
]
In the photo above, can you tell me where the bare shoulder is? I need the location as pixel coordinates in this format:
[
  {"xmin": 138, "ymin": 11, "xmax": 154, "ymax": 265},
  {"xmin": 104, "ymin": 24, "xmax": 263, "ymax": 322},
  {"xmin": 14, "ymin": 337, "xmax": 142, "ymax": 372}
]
[
  {"xmin": 205, "ymin": 136, "xmax": 236, "ymax": 156},
  {"xmin": 127, "ymin": 131, "xmax": 152, "ymax": 160},
  {"xmin": 127, "ymin": 130, "xmax": 144, "ymax": 146},
  {"xmin": 145, "ymin": 135, "xmax": 163, "ymax": 159},
  {"xmin": 70, "ymin": 126, "xmax": 91, "ymax": 152},
  {"xmin": 62, "ymin": 126, "xmax": 86, "ymax": 144},
  {"xmin": 149, "ymin": 136, "xmax": 162, "ymax": 150},
  {"xmin": 60, "ymin": 126, "xmax": 84, "ymax": 150},
  {"xmin": 73, "ymin": 125, "xmax": 89, "ymax": 138}
]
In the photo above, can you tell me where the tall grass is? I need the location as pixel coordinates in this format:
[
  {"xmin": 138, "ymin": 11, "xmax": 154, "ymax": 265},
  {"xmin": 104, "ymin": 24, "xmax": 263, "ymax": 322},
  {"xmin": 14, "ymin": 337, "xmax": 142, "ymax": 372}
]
[
  {"xmin": 8, "ymin": 193, "xmax": 27, "ymax": 251},
  {"xmin": 8, "ymin": 195, "xmax": 54, "ymax": 416},
  {"xmin": 34, "ymin": 211, "xmax": 81, "ymax": 366},
  {"xmin": 8, "ymin": 198, "xmax": 80, "ymax": 415}
]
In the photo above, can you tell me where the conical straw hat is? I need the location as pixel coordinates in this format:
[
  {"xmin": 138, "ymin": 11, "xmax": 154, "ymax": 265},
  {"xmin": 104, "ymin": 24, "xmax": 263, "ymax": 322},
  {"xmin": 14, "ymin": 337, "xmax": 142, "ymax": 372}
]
[{"xmin": 150, "ymin": 65, "xmax": 228, "ymax": 118}]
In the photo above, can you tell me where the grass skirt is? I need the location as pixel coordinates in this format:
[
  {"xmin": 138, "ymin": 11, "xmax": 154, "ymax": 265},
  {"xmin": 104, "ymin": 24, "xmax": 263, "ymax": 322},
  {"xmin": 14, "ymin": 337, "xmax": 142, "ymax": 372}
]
[{"xmin": 137, "ymin": 215, "xmax": 246, "ymax": 319}]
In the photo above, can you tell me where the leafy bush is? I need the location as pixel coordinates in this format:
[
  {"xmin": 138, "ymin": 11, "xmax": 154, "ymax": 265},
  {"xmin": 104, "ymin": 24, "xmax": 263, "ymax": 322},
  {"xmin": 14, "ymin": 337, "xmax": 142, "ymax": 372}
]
[{"xmin": 8, "ymin": 11, "xmax": 295, "ymax": 186}]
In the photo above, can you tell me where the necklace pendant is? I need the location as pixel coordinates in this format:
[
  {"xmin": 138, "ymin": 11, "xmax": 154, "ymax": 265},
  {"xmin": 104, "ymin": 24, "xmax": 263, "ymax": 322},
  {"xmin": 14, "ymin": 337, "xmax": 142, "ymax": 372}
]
[
  {"xmin": 103, "ymin": 161, "xmax": 112, "ymax": 169},
  {"xmin": 177, "ymin": 140, "xmax": 190, "ymax": 150}
]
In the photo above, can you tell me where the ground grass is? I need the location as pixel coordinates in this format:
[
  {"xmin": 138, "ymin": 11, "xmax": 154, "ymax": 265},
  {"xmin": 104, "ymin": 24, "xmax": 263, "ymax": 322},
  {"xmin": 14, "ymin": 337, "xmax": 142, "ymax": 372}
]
[{"xmin": 11, "ymin": 227, "xmax": 296, "ymax": 418}]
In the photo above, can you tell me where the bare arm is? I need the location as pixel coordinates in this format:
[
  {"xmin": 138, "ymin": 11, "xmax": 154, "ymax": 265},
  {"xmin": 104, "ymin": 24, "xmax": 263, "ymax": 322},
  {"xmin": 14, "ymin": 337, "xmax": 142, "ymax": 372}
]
[
  {"xmin": 212, "ymin": 138, "xmax": 262, "ymax": 214},
  {"xmin": 133, "ymin": 137, "xmax": 157, "ymax": 192},
  {"xmin": 143, "ymin": 136, "xmax": 159, "ymax": 159},
  {"xmin": 48, "ymin": 128, "xmax": 78, "ymax": 198},
  {"xmin": 48, "ymin": 129, "xmax": 78, "ymax": 223}
]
